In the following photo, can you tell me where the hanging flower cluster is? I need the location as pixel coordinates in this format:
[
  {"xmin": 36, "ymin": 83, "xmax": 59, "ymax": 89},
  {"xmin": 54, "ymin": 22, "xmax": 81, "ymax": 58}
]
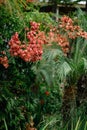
[
  {"xmin": 59, "ymin": 15, "xmax": 87, "ymax": 39},
  {"xmin": 1, "ymin": 16, "xmax": 87, "ymax": 68},
  {"xmin": 8, "ymin": 17, "xmax": 87, "ymax": 64},
  {"xmin": 47, "ymin": 30, "xmax": 69, "ymax": 54},
  {"xmin": 47, "ymin": 15, "xmax": 87, "ymax": 54},
  {"xmin": 0, "ymin": 51, "xmax": 9, "ymax": 68},
  {"xmin": 8, "ymin": 21, "xmax": 47, "ymax": 62}
]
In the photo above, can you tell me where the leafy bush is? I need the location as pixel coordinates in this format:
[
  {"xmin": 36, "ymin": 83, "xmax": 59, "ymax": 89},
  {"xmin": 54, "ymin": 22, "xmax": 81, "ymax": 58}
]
[
  {"xmin": 0, "ymin": 4, "xmax": 87, "ymax": 129},
  {"xmin": 24, "ymin": 10, "xmax": 54, "ymax": 25}
]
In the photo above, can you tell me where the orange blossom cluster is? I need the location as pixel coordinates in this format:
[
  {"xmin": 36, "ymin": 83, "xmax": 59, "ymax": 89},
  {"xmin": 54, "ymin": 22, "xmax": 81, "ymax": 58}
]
[
  {"xmin": 47, "ymin": 29, "xmax": 69, "ymax": 54},
  {"xmin": 47, "ymin": 15, "xmax": 87, "ymax": 54},
  {"xmin": 59, "ymin": 15, "xmax": 87, "ymax": 39},
  {"xmin": 0, "ymin": 51, "xmax": 9, "ymax": 68},
  {"xmin": 8, "ymin": 21, "xmax": 47, "ymax": 62},
  {"xmin": 1, "ymin": 16, "xmax": 87, "ymax": 68}
]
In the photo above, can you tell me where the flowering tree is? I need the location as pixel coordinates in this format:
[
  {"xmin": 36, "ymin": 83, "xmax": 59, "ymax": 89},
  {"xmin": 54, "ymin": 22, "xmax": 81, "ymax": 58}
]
[{"xmin": 31, "ymin": 15, "xmax": 87, "ymax": 127}]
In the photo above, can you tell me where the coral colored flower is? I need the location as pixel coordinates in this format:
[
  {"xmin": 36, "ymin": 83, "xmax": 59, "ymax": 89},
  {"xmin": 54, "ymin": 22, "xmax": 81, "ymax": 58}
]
[
  {"xmin": 45, "ymin": 91, "xmax": 50, "ymax": 96},
  {"xmin": 8, "ymin": 18, "xmax": 87, "ymax": 60},
  {"xmin": 1, "ymin": 51, "xmax": 6, "ymax": 55},
  {"xmin": 8, "ymin": 22, "xmax": 47, "ymax": 62},
  {"xmin": 0, "ymin": 56, "xmax": 9, "ymax": 68}
]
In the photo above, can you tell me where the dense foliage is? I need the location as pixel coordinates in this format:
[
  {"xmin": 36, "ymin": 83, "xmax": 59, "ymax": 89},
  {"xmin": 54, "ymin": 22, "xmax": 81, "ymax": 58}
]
[{"xmin": 0, "ymin": 1, "xmax": 87, "ymax": 130}]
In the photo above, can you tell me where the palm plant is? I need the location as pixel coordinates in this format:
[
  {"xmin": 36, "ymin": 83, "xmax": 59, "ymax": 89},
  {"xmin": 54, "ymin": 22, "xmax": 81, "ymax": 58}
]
[{"xmin": 32, "ymin": 34, "xmax": 87, "ymax": 127}]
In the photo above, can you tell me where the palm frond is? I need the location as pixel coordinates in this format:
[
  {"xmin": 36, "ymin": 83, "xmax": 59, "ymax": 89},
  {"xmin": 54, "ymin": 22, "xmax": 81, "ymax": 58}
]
[
  {"xmin": 32, "ymin": 47, "xmax": 63, "ymax": 86},
  {"xmin": 43, "ymin": 47, "xmax": 63, "ymax": 62},
  {"xmin": 32, "ymin": 62, "xmax": 53, "ymax": 87},
  {"xmin": 56, "ymin": 60, "xmax": 71, "ymax": 82}
]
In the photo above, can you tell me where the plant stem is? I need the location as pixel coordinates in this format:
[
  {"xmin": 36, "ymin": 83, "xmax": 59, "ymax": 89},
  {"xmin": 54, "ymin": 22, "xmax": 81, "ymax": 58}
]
[{"xmin": 3, "ymin": 118, "xmax": 8, "ymax": 130}]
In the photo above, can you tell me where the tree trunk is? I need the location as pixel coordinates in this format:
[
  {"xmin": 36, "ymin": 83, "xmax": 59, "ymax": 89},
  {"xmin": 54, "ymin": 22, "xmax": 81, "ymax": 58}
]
[
  {"xmin": 56, "ymin": 6, "xmax": 59, "ymax": 21},
  {"xmin": 62, "ymin": 86, "xmax": 77, "ymax": 128}
]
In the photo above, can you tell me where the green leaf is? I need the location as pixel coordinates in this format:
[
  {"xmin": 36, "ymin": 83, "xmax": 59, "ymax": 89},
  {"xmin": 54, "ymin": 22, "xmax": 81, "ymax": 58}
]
[
  {"xmin": 84, "ymin": 122, "xmax": 87, "ymax": 130},
  {"xmin": 83, "ymin": 58, "xmax": 87, "ymax": 70},
  {"xmin": 57, "ymin": 61, "xmax": 71, "ymax": 81}
]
